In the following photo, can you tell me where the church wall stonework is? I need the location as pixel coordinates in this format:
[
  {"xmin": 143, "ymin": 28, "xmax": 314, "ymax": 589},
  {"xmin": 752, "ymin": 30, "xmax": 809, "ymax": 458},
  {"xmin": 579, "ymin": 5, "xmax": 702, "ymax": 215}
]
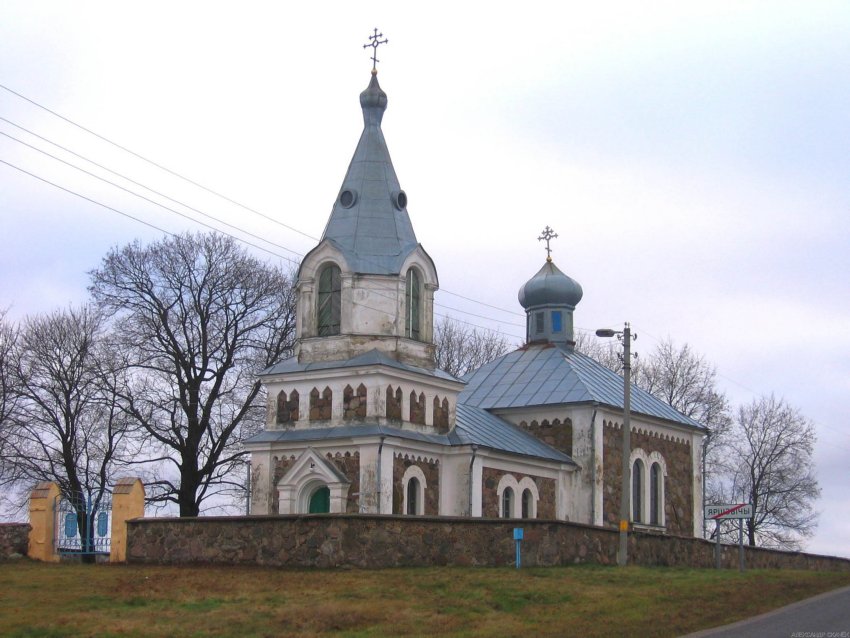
[
  {"xmin": 126, "ymin": 515, "xmax": 850, "ymax": 571},
  {"xmin": 482, "ymin": 467, "xmax": 557, "ymax": 519},
  {"xmin": 393, "ymin": 454, "xmax": 439, "ymax": 515},
  {"xmin": 602, "ymin": 421, "xmax": 693, "ymax": 536},
  {"xmin": 327, "ymin": 451, "xmax": 360, "ymax": 514},
  {"xmin": 518, "ymin": 418, "xmax": 573, "ymax": 457}
]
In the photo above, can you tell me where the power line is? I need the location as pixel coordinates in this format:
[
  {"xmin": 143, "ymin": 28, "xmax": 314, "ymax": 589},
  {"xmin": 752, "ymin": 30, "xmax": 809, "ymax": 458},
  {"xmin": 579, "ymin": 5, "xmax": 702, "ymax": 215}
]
[
  {"xmin": 0, "ymin": 83, "xmax": 316, "ymax": 242},
  {"xmin": 0, "ymin": 129, "xmax": 305, "ymax": 259},
  {"xmin": 0, "ymin": 159, "xmax": 300, "ymax": 266},
  {"xmin": 1, "ymin": 159, "xmax": 525, "ymax": 340},
  {"xmin": 1, "ymin": 83, "xmax": 531, "ymax": 319}
]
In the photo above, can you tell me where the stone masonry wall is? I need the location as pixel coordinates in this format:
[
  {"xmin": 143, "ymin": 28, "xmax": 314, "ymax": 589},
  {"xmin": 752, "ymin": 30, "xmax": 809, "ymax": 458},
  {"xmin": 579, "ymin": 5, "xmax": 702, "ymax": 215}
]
[
  {"xmin": 482, "ymin": 467, "xmax": 556, "ymax": 519},
  {"xmin": 0, "ymin": 523, "xmax": 30, "ymax": 559},
  {"xmin": 125, "ymin": 515, "xmax": 850, "ymax": 572},
  {"xmin": 327, "ymin": 452, "xmax": 360, "ymax": 513},
  {"xmin": 393, "ymin": 454, "xmax": 439, "ymax": 515},
  {"xmin": 603, "ymin": 421, "xmax": 693, "ymax": 536}
]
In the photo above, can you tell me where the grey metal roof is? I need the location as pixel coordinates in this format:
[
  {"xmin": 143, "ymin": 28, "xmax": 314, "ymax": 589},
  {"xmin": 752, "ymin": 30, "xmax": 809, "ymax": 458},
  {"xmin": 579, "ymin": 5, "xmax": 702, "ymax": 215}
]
[
  {"xmin": 318, "ymin": 72, "xmax": 420, "ymax": 275},
  {"xmin": 244, "ymin": 407, "xmax": 574, "ymax": 465},
  {"xmin": 261, "ymin": 348, "xmax": 462, "ymax": 383},
  {"xmin": 451, "ymin": 404, "xmax": 576, "ymax": 464},
  {"xmin": 245, "ymin": 424, "xmax": 452, "ymax": 447},
  {"xmin": 459, "ymin": 343, "xmax": 704, "ymax": 429}
]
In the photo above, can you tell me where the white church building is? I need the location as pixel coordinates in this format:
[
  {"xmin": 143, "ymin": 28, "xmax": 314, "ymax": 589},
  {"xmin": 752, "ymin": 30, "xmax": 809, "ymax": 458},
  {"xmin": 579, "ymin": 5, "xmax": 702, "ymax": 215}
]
[{"xmin": 245, "ymin": 66, "xmax": 706, "ymax": 538}]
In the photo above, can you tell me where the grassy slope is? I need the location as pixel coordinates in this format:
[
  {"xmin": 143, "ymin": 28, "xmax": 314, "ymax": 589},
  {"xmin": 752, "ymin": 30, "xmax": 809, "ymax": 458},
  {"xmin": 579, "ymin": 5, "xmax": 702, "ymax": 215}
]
[{"xmin": 1, "ymin": 562, "xmax": 848, "ymax": 637}]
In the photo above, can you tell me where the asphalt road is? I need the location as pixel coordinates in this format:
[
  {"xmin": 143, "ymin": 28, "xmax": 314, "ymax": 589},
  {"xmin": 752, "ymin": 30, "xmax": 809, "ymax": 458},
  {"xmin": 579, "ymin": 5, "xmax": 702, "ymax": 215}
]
[{"xmin": 683, "ymin": 585, "xmax": 850, "ymax": 638}]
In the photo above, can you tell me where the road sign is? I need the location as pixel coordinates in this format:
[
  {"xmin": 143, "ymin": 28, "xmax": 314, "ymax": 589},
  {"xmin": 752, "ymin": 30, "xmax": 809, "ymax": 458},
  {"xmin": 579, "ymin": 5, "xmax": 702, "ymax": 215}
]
[{"xmin": 705, "ymin": 503, "xmax": 753, "ymax": 520}]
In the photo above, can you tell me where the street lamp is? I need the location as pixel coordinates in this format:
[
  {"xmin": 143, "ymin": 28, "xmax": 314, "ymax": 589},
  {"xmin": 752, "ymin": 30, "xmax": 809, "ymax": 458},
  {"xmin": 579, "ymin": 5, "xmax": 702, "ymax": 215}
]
[{"xmin": 596, "ymin": 323, "xmax": 634, "ymax": 567}]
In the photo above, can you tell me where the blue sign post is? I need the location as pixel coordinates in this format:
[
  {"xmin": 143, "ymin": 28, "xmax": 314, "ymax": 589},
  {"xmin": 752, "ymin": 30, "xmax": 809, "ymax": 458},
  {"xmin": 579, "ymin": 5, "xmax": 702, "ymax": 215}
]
[{"xmin": 513, "ymin": 528, "xmax": 524, "ymax": 569}]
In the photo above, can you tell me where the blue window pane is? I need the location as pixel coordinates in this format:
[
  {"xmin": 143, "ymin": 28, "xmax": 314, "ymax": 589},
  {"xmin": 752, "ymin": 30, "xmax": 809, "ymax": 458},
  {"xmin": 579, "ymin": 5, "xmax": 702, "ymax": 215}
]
[
  {"xmin": 64, "ymin": 512, "xmax": 77, "ymax": 538},
  {"xmin": 552, "ymin": 311, "xmax": 563, "ymax": 333},
  {"xmin": 97, "ymin": 511, "xmax": 109, "ymax": 537}
]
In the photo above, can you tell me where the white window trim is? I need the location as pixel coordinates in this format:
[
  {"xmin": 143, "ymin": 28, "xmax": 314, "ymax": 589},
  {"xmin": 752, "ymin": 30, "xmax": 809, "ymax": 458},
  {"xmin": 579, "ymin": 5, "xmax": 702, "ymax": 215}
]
[
  {"xmin": 496, "ymin": 474, "xmax": 520, "ymax": 518},
  {"xmin": 517, "ymin": 477, "xmax": 540, "ymax": 519},
  {"xmin": 401, "ymin": 464, "xmax": 427, "ymax": 515},
  {"xmin": 629, "ymin": 448, "xmax": 667, "ymax": 528}
]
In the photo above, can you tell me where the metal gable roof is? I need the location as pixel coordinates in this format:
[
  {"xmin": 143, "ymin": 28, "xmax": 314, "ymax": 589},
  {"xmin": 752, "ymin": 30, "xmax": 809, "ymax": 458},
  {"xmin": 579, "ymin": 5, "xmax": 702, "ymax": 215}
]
[
  {"xmin": 451, "ymin": 404, "xmax": 576, "ymax": 464},
  {"xmin": 459, "ymin": 343, "xmax": 704, "ymax": 429}
]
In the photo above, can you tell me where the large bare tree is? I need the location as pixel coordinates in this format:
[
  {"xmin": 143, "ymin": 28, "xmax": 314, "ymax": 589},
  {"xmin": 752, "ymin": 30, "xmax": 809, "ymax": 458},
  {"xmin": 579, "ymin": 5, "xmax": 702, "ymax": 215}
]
[
  {"xmin": 721, "ymin": 395, "xmax": 819, "ymax": 549},
  {"xmin": 0, "ymin": 309, "xmax": 20, "ymax": 486},
  {"xmin": 433, "ymin": 316, "xmax": 513, "ymax": 378},
  {"xmin": 4, "ymin": 305, "xmax": 128, "ymax": 555},
  {"xmin": 89, "ymin": 232, "xmax": 296, "ymax": 516}
]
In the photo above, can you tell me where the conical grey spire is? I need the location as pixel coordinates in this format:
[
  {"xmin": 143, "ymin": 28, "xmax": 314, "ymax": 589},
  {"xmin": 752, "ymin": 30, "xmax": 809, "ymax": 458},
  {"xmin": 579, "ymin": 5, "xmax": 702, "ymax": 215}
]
[{"xmin": 320, "ymin": 73, "xmax": 418, "ymax": 274}]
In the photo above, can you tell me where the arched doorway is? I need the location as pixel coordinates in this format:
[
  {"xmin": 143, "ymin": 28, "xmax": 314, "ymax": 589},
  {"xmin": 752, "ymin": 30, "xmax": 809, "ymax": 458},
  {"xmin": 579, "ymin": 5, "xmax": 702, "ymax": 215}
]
[{"xmin": 308, "ymin": 486, "xmax": 330, "ymax": 513}]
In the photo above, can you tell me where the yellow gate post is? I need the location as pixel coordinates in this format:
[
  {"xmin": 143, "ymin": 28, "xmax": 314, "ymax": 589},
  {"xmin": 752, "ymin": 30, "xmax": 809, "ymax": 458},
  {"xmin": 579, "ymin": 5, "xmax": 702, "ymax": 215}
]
[
  {"xmin": 110, "ymin": 478, "xmax": 144, "ymax": 563},
  {"xmin": 28, "ymin": 482, "xmax": 60, "ymax": 562}
]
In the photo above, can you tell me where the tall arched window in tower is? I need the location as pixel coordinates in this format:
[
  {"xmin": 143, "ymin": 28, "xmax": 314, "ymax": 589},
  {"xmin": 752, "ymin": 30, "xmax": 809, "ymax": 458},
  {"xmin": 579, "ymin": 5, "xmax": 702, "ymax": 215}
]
[
  {"xmin": 405, "ymin": 268, "xmax": 421, "ymax": 340},
  {"xmin": 632, "ymin": 459, "xmax": 644, "ymax": 523},
  {"xmin": 317, "ymin": 264, "xmax": 341, "ymax": 336}
]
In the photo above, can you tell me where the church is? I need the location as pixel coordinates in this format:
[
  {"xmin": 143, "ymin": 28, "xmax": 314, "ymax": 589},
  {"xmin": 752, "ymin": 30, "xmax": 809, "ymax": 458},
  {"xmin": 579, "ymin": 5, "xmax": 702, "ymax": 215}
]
[{"xmin": 245, "ymin": 61, "xmax": 707, "ymax": 538}]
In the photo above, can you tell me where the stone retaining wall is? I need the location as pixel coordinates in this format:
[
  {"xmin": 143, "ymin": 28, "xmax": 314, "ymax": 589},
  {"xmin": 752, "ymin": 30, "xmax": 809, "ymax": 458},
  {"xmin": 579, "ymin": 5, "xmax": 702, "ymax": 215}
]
[
  {"xmin": 0, "ymin": 523, "xmax": 30, "ymax": 559},
  {"xmin": 126, "ymin": 515, "xmax": 850, "ymax": 571}
]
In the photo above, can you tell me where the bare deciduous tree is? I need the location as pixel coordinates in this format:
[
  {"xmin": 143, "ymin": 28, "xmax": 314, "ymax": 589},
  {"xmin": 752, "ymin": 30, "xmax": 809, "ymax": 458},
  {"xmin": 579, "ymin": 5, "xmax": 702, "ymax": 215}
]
[
  {"xmin": 89, "ymin": 232, "xmax": 297, "ymax": 517},
  {"xmin": 5, "ymin": 305, "xmax": 128, "ymax": 556},
  {"xmin": 433, "ymin": 317, "xmax": 513, "ymax": 378},
  {"xmin": 722, "ymin": 394, "xmax": 819, "ymax": 549},
  {"xmin": 0, "ymin": 309, "xmax": 20, "ymax": 486}
]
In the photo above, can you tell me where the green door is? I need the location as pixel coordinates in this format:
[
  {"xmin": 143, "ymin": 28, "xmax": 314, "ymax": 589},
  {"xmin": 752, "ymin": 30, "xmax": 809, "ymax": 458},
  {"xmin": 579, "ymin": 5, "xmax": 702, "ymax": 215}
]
[{"xmin": 308, "ymin": 486, "xmax": 330, "ymax": 513}]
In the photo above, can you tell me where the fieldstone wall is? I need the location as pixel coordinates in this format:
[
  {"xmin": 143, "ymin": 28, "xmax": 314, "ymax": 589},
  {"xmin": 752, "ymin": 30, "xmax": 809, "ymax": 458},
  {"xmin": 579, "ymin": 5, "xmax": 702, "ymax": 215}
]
[
  {"xmin": 603, "ymin": 421, "xmax": 693, "ymax": 536},
  {"xmin": 125, "ymin": 515, "xmax": 850, "ymax": 572},
  {"xmin": 393, "ymin": 454, "xmax": 439, "ymax": 515},
  {"xmin": 0, "ymin": 523, "xmax": 30, "ymax": 559}
]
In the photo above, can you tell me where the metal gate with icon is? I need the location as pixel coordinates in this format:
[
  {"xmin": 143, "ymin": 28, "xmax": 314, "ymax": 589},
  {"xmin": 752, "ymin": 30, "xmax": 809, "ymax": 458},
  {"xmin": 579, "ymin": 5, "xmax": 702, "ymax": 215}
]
[{"xmin": 54, "ymin": 491, "xmax": 112, "ymax": 556}]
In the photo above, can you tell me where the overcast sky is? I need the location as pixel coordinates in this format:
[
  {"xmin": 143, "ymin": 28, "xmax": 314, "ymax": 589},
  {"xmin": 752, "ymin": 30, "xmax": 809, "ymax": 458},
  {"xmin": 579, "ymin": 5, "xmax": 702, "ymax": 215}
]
[{"xmin": 2, "ymin": 2, "xmax": 848, "ymax": 556}]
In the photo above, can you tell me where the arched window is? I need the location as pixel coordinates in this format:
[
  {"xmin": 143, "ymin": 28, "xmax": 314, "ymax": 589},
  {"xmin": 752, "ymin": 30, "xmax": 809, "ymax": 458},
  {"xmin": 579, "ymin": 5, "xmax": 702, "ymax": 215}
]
[
  {"xmin": 317, "ymin": 264, "xmax": 341, "ymax": 336},
  {"xmin": 501, "ymin": 487, "xmax": 514, "ymax": 519},
  {"xmin": 521, "ymin": 489, "xmax": 534, "ymax": 519},
  {"xmin": 405, "ymin": 269, "xmax": 421, "ymax": 340},
  {"xmin": 632, "ymin": 459, "xmax": 644, "ymax": 523},
  {"xmin": 650, "ymin": 462, "xmax": 662, "ymax": 525},
  {"xmin": 406, "ymin": 478, "xmax": 419, "ymax": 515},
  {"xmin": 401, "ymin": 465, "xmax": 427, "ymax": 515}
]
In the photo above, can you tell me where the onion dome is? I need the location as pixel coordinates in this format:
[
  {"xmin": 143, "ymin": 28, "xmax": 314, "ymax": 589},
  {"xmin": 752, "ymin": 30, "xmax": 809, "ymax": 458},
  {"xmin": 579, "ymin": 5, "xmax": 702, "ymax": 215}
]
[{"xmin": 518, "ymin": 261, "xmax": 583, "ymax": 310}]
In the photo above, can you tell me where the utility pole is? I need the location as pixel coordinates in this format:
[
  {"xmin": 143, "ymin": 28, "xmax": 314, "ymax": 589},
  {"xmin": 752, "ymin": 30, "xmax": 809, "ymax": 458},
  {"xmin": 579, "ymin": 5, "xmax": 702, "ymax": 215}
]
[{"xmin": 596, "ymin": 323, "xmax": 635, "ymax": 567}]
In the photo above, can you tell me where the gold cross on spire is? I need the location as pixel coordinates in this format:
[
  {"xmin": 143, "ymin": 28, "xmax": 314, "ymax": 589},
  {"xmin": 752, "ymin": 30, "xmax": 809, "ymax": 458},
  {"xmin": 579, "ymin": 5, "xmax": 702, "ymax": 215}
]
[
  {"xmin": 538, "ymin": 226, "xmax": 558, "ymax": 262},
  {"xmin": 363, "ymin": 28, "xmax": 388, "ymax": 73}
]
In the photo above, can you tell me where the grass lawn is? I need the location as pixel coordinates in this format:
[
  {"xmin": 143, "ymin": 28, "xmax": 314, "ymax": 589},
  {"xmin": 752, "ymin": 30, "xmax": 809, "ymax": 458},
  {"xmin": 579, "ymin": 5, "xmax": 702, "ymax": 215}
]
[{"xmin": 0, "ymin": 561, "xmax": 848, "ymax": 637}]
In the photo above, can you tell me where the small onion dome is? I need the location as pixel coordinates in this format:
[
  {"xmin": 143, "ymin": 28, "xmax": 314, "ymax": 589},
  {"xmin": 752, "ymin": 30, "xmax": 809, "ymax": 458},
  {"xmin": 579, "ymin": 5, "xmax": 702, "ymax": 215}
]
[
  {"xmin": 518, "ymin": 260, "xmax": 583, "ymax": 309},
  {"xmin": 360, "ymin": 73, "xmax": 388, "ymax": 125}
]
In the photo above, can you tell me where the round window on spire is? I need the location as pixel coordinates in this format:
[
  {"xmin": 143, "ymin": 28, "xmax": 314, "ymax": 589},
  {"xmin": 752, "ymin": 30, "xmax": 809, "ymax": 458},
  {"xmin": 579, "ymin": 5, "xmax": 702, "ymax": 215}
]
[
  {"xmin": 339, "ymin": 189, "xmax": 357, "ymax": 209},
  {"xmin": 392, "ymin": 190, "xmax": 407, "ymax": 210}
]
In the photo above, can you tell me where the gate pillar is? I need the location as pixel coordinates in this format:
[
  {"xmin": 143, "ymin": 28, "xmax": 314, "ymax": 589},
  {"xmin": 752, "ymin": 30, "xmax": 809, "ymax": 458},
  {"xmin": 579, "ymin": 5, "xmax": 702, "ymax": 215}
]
[
  {"xmin": 28, "ymin": 482, "xmax": 60, "ymax": 562},
  {"xmin": 110, "ymin": 478, "xmax": 144, "ymax": 563}
]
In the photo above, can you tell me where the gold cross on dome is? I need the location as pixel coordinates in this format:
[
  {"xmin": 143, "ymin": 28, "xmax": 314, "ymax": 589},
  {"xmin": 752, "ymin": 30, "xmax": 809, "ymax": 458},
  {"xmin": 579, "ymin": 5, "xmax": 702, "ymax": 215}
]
[
  {"xmin": 538, "ymin": 226, "xmax": 558, "ymax": 262},
  {"xmin": 363, "ymin": 28, "xmax": 388, "ymax": 72}
]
